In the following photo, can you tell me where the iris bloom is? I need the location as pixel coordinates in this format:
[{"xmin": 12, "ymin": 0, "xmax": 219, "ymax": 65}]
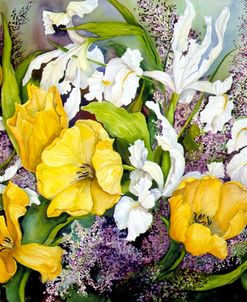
[
  {"xmin": 227, "ymin": 147, "xmax": 247, "ymax": 187},
  {"xmin": 169, "ymin": 176, "xmax": 247, "ymax": 259},
  {"xmin": 36, "ymin": 119, "xmax": 123, "ymax": 217},
  {"xmin": 114, "ymin": 177, "xmax": 159, "ymax": 241},
  {"xmin": 85, "ymin": 48, "xmax": 143, "ymax": 107},
  {"xmin": 0, "ymin": 182, "xmax": 63, "ymax": 283},
  {"xmin": 7, "ymin": 85, "xmax": 68, "ymax": 172},
  {"xmin": 143, "ymin": 0, "xmax": 230, "ymax": 104}
]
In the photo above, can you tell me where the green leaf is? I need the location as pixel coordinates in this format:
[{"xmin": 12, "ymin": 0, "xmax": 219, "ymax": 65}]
[
  {"xmin": 3, "ymin": 266, "xmax": 24, "ymax": 302},
  {"xmin": 107, "ymin": 0, "xmax": 137, "ymax": 25},
  {"xmin": 83, "ymin": 102, "xmax": 152, "ymax": 158},
  {"xmin": 183, "ymin": 124, "xmax": 201, "ymax": 152},
  {"xmin": 1, "ymin": 14, "xmax": 21, "ymax": 152},
  {"xmin": 127, "ymin": 81, "xmax": 145, "ymax": 113},
  {"xmin": 241, "ymin": 271, "xmax": 247, "ymax": 291},
  {"xmin": 21, "ymin": 196, "xmax": 68, "ymax": 244},
  {"xmin": 67, "ymin": 292, "xmax": 110, "ymax": 302},
  {"xmin": 190, "ymin": 259, "xmax": 247, "ymax": 291},
  {"xmin": 15, "ymin": 50, "xmax": 44, "ymax": 103},
  {"xmin": 161, "ymin": 151, "xmax": 171, "ymax": 182},
  {"xmin": 67, "ymin": 22, "xmax": 143, "ymax": 39}
]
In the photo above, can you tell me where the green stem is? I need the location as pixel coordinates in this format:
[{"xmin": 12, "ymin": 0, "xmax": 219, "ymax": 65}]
[
  {"xmin": 166, "ymin": 92, "xmax": 180, "ymax": 125},
  {"xmin": 19, "ymin": 270, "xmax": 30, "ymax": 302},
  {"xmin": 123, "ymin": 164, "xmax": 135, "ymax": 171},
  {"xmin": 160, "ymin": 216, "xmax": 170, "ymax": 229},
  {"xmin": 0, "ymin": 150, "xmax": 16, "ymax": 170},
  {"xmin": 177, "ymin": 93, "xmax": 204, "ymax": 138}
]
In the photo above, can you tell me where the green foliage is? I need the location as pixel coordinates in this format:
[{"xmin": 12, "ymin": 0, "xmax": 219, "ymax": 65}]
[
  {"xmin": 1, "ymin": 14, "xmax": 21, "ymax": 152},
  {"xmin": 107, "ymin": 0, "xmax": 137, "ymax": 25},
  {"xmin": 3, "ymin": 267, "xmax": 24, "ymax": 302},
  {"xmin": 84, "ymin": 102, "xmax": 153, "ymax": 159},
  {"xmin": 67, "ymin": 292, "xmax": 110, "ymax": 302},
  {"xmin": 183, "ymin": 124, "xmax": 201, "ymax": 152}
]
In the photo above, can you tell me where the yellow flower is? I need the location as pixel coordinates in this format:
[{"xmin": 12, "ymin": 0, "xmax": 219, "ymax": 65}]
[
  {"xmin": 36, "ymin": 119, "xmax": 123, "ymax": 217},
  {"xmin": 7, "ymin": 84, "xmax": 68, "ymax": 172},
  {"xmin": 0, "ymin": 182, "xmax": 63, "ymax": 284},
  {"xmin": 169, "ymin": 176, "xmax": 247, "ymax": 259}
]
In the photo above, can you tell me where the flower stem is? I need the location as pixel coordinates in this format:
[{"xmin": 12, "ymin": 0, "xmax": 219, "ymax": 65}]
[
  {"xmin": 19, "ymin": 270, "xmax": 30, "ymax": 302},
  {"xmin": 0, "ymin": 149, "xmax": 16, "ymax": 170},
  {"xmin": 177, "ymin": 93, "xmax": 205, "ymax": 138},
  {"xmin": 123, "ymin": 164, "xmax": 135, "ymax": 171},
  {"xmin": 166, "ymin": 92, "xmax": 180, "ymax": 125}
]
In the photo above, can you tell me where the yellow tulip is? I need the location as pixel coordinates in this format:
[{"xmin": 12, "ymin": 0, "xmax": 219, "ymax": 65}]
[
  {"xmin": 7, "ymin": 84, "xmax": 68, "ymax": 172},
  {"xmin": 0, "ymin": 182, "xmax": 63, "ymax": 283},
  {"xmin": 36, "ymin": 119, "xmax": 123, "ymax": 217},
  {"xmin": 169, "ymin": 176, "xmax": 247, "ymax": 259}
]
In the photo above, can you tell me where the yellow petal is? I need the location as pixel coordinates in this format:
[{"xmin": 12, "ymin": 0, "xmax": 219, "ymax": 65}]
[
  {"xmin": 77, "ymin": 119, "xmax": 109, "ymax": 141},
  {"xmin": 0, "ymin": 216, "xmax": 11, "ymax": 243},
  {"xmin": 213, "ymin": 181, "xmax": 247, "ymax": 238},
  {"xmin": 47, "ymin": 180, "xmax": 93, "ymax": 217},
  {"xmin": 92, "ymin": 139, "xmax": 123, "ymax": 195},
  {"xmin": 0, "ymin": 252, "xmax": 17, "ymax": 283},
  {"xmin": 91, "ymin": 179, "xmax": 121, "ymax": 215},
  {"xmin": 7, "ymin": 85, "xmax": 68, "ymax": 172},
  {"xmin": 184, "ymin": 223, "xmax": 227, "ymax": 259},
  {"xmin": 13, "ymin": 243, "xmax": 63, "ymax": 282},
  {"xmin": 36, "ymin": 163, "xmax": 79, "ymax": 199},
  {"xmin": 169, "ymin": 194, "xmax": 192, "ymax": 243},
  {"xmin": 3, "ymin": 182, "xmax": 29, "ymax": 245}
]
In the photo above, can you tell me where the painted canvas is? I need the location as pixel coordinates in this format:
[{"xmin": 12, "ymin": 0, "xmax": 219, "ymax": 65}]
[{"xmin": 0, "ymin": 0, "xmax": 246, "ymax": 301}]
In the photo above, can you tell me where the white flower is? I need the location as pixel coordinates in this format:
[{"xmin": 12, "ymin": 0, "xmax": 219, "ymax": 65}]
[
  {"xmin": 23, "ymin": 42, "xmax": 104, "ymax": 120},
  {"xmin": 85, "ymin": 48, "xmax": 143, "ymax": 107},
  {"xmin": 207, "ymin": 162, "xmax": 225, "ymax": 178},
  {"xmin": 43, "ymin": 0, "xmax": 98, "ymax": 37},
  {"xmin": 227, "ymin": 147, "xmax": 247, "ymax": 187},
  {"xmin": 0, "ymin": 159, "xmax": 22, "ymax": 182},
  {"xmin": 200, "ymin": 93, "xmax": 233, "ymax": 134},
  {"xmin": 114, "ymin": 177, "xmax": 158, "ymax": 241},
  {"xmin": 128, "ymin": 140, "xmax": 164, "ymax": 192},
  {"xmin": 143, "ymin": 0, "xmax": 230, "ymax": 103},
  {"xmin": 0, "ymin": 117, "xmax": 5, "ymax": 131},
  {"xmin": 146, "ymin": 101, "xmax": 185, "ymax": 196},
  {"xmin": 226, "ymin": 118, "xmax": 247, "ymax": 153}
]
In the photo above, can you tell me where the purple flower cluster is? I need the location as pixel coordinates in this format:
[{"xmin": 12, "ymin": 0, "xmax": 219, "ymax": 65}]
[
  {"xmin": 45, "ymin": 211, "xmax": 170, "ymax": 301},
  {"xmin": 0, "ymin": 131, "xmax": 13, "ymax": 164}
]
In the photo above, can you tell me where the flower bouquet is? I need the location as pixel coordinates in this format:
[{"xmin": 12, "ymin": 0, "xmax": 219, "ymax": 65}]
[{"xmin": 0, "ymin": 0, "xmax": 247, "ymax": 301}]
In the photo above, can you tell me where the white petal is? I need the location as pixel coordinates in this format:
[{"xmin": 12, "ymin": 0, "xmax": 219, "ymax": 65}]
[
  {"xmin": 207, "ymin": 162, "xmax": 225, "ymax": 178},
  {"xmin": 129, "ymin": 169, "xmax": 151, "ymax": 195},
  {"xmin": 113, "ymin": 195, "xmax": 136, "ymax": 230},
  {"xmin": 172, "ymin": 0, "xmax": 195, "ymax": 52},
  {"xmin": 0, "ymin": 117, "xmax": 5, "ymax": 131},
  {"xmin": 129, "ymin": 139, "xmax": 147, "ymax": 169},
  {"xmin": 24, "ymin": 188, "xmax": 41, "ymax": 206},
  {"xmin": 87, "ymin": 46, "xmax": 105, "ymax": 68},
  {"xmin": 131, "ymin": 177, "xmax": 156, "ymax": 209},
  {"xmin": 226, "ymin": 118, "xmax": 247, "ymax": 153},
  {"xmin": 142, "ymin": 160, "xmax": 164, "ymax": 189},
  {"xmin": 182, "ymin": 171, "xmax": 203, "ymax": 179},
  {"xmin": 178, "ymin": 89, "xmax": 195, "ymax": 104},
  {"xmin": 23, "ymin": 49, "xmax": 62, "ymax": 86},
  {"xmin": 121, "ymin": 48, "xmax": 143, "ymax": 72},
  {"xmin": 143, "ymin": 71, "xmax": 175, "ymax": 92},
  {"xmin": 42, "ymin": 11, "xmax": 70, "ymax": 35},
  {"xmin": 227, "ymin": 147, "xmax": 247, "ymax": 187},
  {"xmin": 63, "ymin": 71, "xmax": 81, "ymax": 120},
  {"xmin": 0, "ymin": 159, "xmax": 22, "ymax": 183},
  {"xmin": 84, "ymin": 70, "xmax": 105, "ymax": 101},
  {"xmin": 126, "ymin": 207, "xmax": 153, "ymax": 241},
  {"xmin": 200, "ymin": 95, "xmax": 233, "ymax": 133},
  {"xmin": 0, "ymin": 184, "xmax": 6, "ymax": 194},
  {"xmin": 162, "ymin": 145, "xmax": 185, "ymax": 197},
  {"xmin": 66, "ymin": 0, "xmax": 98, "ymax": 18}
]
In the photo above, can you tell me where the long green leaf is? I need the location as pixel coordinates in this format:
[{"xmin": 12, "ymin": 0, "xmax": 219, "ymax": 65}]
[
  {"xmin": 67, "ymin": 22, "xmax": 143, "ymax": 39},
  {"xmin": 83, "ymin": 102, "xmax": 153, "ymax": 159},
  {"xmin": 1, "ymin": 14, "xmax": 21, "ymax": 151},
  {"xmin": 107, "ymin": 0, "xmax": 137, "ymax": 25}
]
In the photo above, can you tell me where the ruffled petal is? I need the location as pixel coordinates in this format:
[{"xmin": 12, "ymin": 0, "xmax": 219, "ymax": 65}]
[
  {"xmin": 47, "ymin": 180, "xmax": 93, "ymax": 217},
  {"xmin": 14, "ymin": 244, "xmax": 63, "ymax": 282},
  {"xmin": 0, "ymin": 252, "xmax": 17, "ymax": 283},
  {"xmin": 113, "ymin": 196, "xmax": 136, "ymax": 230},
  {"xmin": 92, "ymin": 139, "xmax": 123, "ymax": 195}
]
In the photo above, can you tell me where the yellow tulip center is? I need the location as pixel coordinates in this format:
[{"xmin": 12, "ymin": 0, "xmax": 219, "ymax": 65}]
[
  {"xmin": 77, "ymin": 164, "xmax": 94, "ymax": 180},
  {"xmin": 194, "ymin": 212, "xmax": 212, "ymax": 227},
  {"xmin": 0, "ymin": 237, "xmax": 14, "ymax": 252}
]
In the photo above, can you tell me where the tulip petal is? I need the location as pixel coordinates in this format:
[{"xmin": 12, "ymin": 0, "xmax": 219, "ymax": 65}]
[
  {"xmin": 169, "ymin": 194, "xmax": 192, "ymax": 242},
  {"xmin": 91, "ymin": 179, "xmax": 120, "ymax": 216},
  {"xmin": 0, "ymin": 252, "xmax": 17, "ymax": 283},
  {"xmin": 213, "ymin": 182, "xmax": 247, "ymax": 238},
  {"xmin": 92, "ymin": 139, "xmax": 123, "ymax": 195},
  {"xmin": 184, "ymin": 223, "xmax": 227, "ymax": 259},
  {"xmin": 14, "ymin": 243, "xmax": 63, "ymax": 282},
  {"xmin": 47, "ymin": 180, "xmax": 93, "ymax": 217}
]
